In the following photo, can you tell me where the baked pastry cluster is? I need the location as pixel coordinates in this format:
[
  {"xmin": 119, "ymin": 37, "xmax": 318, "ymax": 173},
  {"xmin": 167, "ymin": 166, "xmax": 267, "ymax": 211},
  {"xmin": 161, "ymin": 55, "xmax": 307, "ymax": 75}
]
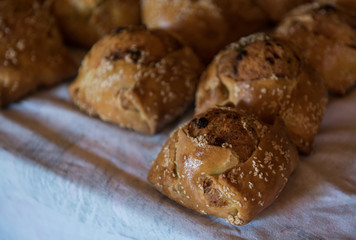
[
  {"xmin": 80, "ymin": 1, "xmax": 353, "ymax": 226},
  {"xmin": 275, "ymin": 3, "xmax": 356, "ymax": 94},
  {"xmin": 0, "ymin": 0, "xmax": 77, "ymax": 107},
  {"xmin": 52, "ymin": 0, "xmax": 141, "ymax": 47},
  {"xmin": 1, "ymin": 0, "xmax": 355, "ymax": 228},
  {"xmin": 69, "ymin": 26, "xmax": 202, "ymax": 134},
  {"xmin": 195, "ymin": 33, "xmax": 328, "ymax": 154},
  {"xmin": 148, "ymin": 106, "xmax": 299, "ymax": 225}
]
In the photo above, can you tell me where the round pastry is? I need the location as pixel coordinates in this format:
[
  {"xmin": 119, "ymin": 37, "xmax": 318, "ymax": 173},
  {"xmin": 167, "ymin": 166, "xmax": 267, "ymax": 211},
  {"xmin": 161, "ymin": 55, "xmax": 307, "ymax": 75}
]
[
  {"xmin": 52, "ymin": 0, "xmax": 141, "ymax": 47},
  {"xmin": 195, "ymin": 33, "xmax": 328, "ymax": 154},
  {"xmin": 0, "ymin": 0, "xmax": 77, "ymax": 107},
  {"xmin": 141, "ymin": 0, "xmax": 269, "ymax": 64},
  {"xmin": 256, "ymin": 0, "xmax": 311, "ymax": 22},
  {"xmin": 68, "ymin": 26, "xmax": 203, "ymax": 135},
  {"xmin": 275, "ymin": 3, "xmax": 356, "ymax": 95},
  {"xmin": 148, "ymin": 106, "xmax": 299, "ymax": 225}
]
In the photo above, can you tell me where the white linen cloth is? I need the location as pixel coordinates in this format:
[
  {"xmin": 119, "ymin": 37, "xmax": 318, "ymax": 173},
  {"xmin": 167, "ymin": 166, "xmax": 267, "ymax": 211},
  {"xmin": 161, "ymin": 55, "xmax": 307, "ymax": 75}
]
[{"xmin": 0, "ymin": 83, "xmax": 355, "ymax": 240}]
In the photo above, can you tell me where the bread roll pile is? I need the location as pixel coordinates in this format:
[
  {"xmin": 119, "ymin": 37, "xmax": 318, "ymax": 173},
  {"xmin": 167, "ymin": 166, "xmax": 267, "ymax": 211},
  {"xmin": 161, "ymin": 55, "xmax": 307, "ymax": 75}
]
[
  {"xmin": 146, "ymin": 1, "xmax": 356, "ymax": 225},
  {"xmin": 1, "ymin": 0, "xmax": 355, "ymax": 226}
]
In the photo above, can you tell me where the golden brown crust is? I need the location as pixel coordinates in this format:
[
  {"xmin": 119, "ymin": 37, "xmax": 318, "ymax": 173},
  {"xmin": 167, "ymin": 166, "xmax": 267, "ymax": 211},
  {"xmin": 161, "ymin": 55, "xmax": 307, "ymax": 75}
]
[
  {"xmin": 195, "ymin": 33, "xmax": 328, "ymax": 154},
  {"xmin": 52, "ymin": 0, "xmax": 141, "ymax": 47},
  {"xmin": 256, "ymin": 0, "xmax": 311, "ymax": 22},
  {"xmin": 275, "ymin": 3, "xmax": 356, "ymax": 95},
  {"xmin": 148, "ymin": 106, "xmax": 299, "ymax": 225},
  {"xmin": 68, "ymin": 26, "xmax": 203, "ymax": 134},
  {"xmin": 141, "ymin": 0, "xmax": 269, "ymax": 64},
  {"xmin": 0, "ymin": 0, "xmax": 77, "ymax": 107}
]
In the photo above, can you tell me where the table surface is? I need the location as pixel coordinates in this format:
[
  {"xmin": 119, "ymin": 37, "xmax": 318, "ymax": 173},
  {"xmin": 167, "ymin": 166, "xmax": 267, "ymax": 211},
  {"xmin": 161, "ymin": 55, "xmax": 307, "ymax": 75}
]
[{"xmin": 0, "ymin": 82, "xmax": 355, "ymax": 240}]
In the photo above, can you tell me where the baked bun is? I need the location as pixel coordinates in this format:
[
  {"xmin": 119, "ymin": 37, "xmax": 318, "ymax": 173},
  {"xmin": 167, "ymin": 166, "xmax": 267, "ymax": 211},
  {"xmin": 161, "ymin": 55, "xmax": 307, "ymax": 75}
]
[
  {"xmin": 275, "ymin": 3, "xmax": 356, "ymax": 95},
  {"xmin": 68, "ymin": 26, "xmax": 203, "ymax": 134},
  {"xmin": 256, "ymin": 0, "xmax": 311, "ymax": 22},
  {"xmin": 148, "ymin": 106, "xmax": 299, "ymax": 225},
  {"xmin": 0, "ymin": 0, "xmax": 77, "ymax": 107},
  {"xmin": 195, "ymin": 33, "xmax": 328, "ymax": 154},
  {"xmin": 142, "ymin": 0, "xmax": 269, "ymax": 64},
  {"xmin": 53, "ymin": 0, "xmax": 141, "ymax": 47}
]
